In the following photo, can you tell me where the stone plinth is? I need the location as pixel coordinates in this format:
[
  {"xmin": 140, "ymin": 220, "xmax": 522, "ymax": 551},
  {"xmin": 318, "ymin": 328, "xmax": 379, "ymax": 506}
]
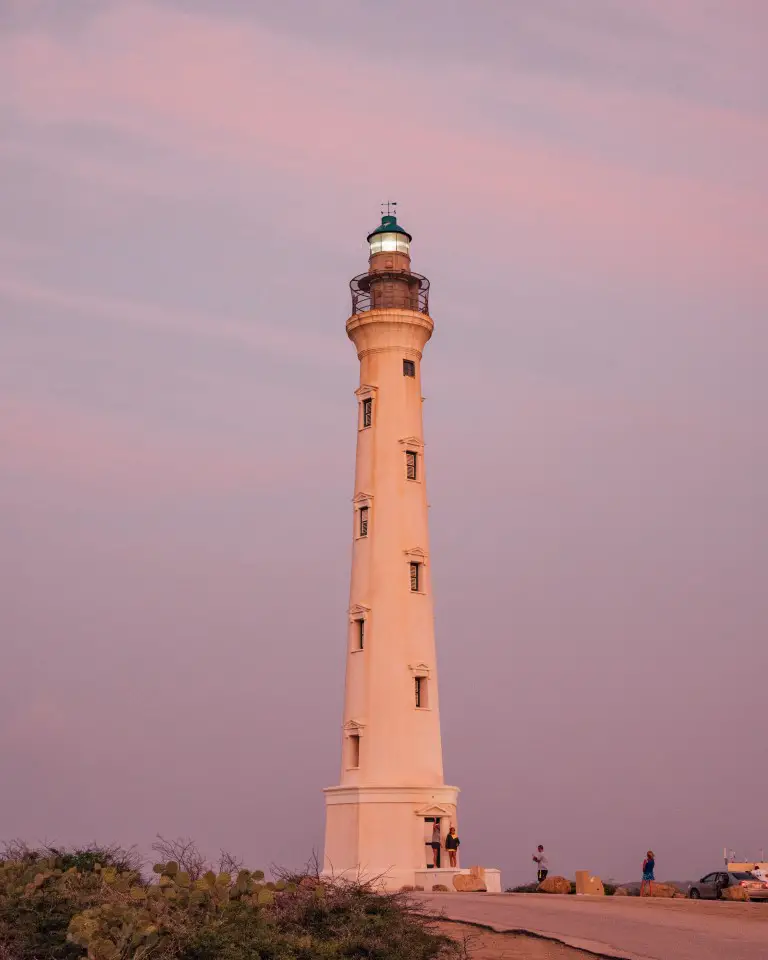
[
  {"xmin": 413, "ymin": 867, "xmax": 501, "ymax": 893},
  {"xmin": 575, "ymin": 871, "xmax": 605, "ymax": 895}
]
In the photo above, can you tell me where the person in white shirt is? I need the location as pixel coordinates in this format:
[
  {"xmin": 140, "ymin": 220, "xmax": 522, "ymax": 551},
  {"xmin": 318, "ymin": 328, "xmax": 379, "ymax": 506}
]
[
  {"xmin": 533, "ymin": 845, "xmax": 549, "ymax": 883},
  {"xmin": 752, "ymin": 865, "xmax": 768, "ymax": 883}
]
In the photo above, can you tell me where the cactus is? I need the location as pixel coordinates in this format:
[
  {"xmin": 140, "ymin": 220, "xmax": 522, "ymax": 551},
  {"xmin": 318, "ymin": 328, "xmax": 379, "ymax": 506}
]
[
  {"xmin": 234, "ymin": 872, "xmax": 251, "ymax": 896},
  {"xmin": 6, "ymin": 844, "xmax": 451, "ymax": 960},
  {"xmin": 189, "ymin": 889, "xmax": 207, "ymax": 908}
]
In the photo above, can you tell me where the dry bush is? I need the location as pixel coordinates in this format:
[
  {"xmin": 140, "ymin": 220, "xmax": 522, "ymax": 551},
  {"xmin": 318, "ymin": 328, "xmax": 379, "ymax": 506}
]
[{"xmin": 150, "ymin": 835, "xmax": 206, "ymax": 881}]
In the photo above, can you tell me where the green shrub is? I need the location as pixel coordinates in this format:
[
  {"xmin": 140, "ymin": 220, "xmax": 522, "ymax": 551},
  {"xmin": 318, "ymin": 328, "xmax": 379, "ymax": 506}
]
[{"xmin": 0, "ymin": 843, "xmax": 458, "ymax": 960}]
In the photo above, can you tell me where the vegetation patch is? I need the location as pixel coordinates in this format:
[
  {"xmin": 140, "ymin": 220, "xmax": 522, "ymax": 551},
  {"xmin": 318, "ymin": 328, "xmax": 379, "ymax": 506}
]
[{"xmin": 0, "ymin": 840, "xmax": 459, "ymax": 960}]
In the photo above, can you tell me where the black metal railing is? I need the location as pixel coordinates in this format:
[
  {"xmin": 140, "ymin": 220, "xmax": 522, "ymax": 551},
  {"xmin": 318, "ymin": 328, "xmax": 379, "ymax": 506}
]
[{"xmin": 350, "ymin": 271, "xmax": 430, "ymax": 316}]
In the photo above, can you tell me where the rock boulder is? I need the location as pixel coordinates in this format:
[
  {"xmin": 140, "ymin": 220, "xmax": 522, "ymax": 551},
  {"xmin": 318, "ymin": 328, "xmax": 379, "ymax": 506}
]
[
  {"xmin": 453, "ymin": 873, "xmax": 487, "ymax": 892},
  {"xmin": 537, "ymin": 876, "xmax": 571, "ymax": 895},
  {"xmin": 721, "ymin": 885, "xmax": 749, "ymax": 901},
  {"xmin": 643, "ymin": 883, "xmax": 679, "ymax": 898}
]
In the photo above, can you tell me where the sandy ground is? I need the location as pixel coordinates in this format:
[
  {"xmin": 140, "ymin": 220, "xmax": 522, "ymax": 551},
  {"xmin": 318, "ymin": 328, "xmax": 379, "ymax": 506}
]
[{"xmin": 437, "ymin": 920, "xmax": 591, "ymax": 959}]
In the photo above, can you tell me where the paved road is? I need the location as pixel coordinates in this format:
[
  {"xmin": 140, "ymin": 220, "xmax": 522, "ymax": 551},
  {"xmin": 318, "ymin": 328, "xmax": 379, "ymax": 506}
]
[{"xmin": 412, "ymin": 892, "xmax": 768, "ymax": 960}]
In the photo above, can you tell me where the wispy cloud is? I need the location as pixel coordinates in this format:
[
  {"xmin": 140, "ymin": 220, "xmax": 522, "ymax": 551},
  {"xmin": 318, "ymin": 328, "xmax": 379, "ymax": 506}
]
[
  {"xmin": 0, "ymin": 273, "xmax": 346, "ymax": 365},
  {"xmin": 1, "ymin": 2, "xmax": 764, "ymax": 289},
  {"xmin": 0, "ymin": 394, "xmax": 321, "ymax": 497}
]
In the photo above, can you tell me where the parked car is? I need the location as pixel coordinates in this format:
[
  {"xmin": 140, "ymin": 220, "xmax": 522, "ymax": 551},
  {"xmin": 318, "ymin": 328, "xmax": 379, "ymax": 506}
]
[{"xmin": 688, "ymin": 871, "xmax": 768, "ymax": 901}]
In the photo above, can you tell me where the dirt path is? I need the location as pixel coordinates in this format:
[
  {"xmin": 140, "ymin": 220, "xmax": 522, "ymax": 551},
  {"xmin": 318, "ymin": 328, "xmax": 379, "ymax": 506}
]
[
  {"xmin": 437, "ymin": 920, "xmax": 593, "ymax": 959},
  {"xmin": 420, "ymin": 893, "xmax": 768, "ymax": 960}
]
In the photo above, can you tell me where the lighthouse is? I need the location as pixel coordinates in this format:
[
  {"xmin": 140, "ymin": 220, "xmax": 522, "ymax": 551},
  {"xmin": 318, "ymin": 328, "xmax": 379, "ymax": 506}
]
[{"xmin": 322, "ymin": 211, "xmax": 462, "ymax": 891}]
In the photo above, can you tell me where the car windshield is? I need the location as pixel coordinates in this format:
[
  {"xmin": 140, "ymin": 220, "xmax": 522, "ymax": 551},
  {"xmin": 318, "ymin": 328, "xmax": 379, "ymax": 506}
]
[{"xmin": 731, "ymin": 872, "xmax": 758, "ymax": 880}]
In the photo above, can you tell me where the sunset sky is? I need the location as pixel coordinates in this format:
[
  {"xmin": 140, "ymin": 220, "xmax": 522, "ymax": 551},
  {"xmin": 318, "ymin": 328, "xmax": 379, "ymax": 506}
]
[{"xmin": 1, "ymin": 0, "xmax": 766, "ymax": 884}]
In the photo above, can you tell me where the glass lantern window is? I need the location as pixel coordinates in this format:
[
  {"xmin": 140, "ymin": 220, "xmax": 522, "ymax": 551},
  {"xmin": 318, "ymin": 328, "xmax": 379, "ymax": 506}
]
[{"xmin": 369, "ymin": 232, "xmax": 410, "ymax": 256}]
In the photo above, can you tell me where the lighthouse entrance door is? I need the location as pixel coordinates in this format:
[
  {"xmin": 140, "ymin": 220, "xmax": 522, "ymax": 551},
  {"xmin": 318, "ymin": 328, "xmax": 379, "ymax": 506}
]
[{"xmin": 424, "ymin": 816, "xmax": 441, "ymax": 868}]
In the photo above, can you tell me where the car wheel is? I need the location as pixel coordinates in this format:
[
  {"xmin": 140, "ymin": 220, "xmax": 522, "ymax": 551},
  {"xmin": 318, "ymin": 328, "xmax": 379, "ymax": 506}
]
[{"xmin": 689, "ymin": 888, "xmax": 700, "ymax": 899}]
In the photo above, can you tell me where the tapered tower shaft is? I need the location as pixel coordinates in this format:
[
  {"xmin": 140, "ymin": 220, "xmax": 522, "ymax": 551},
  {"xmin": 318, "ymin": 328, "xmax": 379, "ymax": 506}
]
[{"xmin": 323, "ymin": 215, "xmax": 459, "ymax": 890}]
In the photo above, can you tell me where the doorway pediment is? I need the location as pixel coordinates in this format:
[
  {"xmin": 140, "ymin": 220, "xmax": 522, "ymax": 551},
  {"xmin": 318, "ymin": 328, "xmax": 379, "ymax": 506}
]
[{"xmin": 415, "ymin": 803, "xmax": 452, "ymax": 817}]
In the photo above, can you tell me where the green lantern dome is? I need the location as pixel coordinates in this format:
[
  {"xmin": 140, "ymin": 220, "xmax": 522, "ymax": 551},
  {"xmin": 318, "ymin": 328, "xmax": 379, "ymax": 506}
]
[{"xmin": 366, "ymin": 214, "xmax": 412, "ymax": 243}]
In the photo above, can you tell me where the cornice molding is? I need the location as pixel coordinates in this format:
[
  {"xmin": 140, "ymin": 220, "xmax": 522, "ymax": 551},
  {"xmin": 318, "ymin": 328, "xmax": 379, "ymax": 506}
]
[
  {"xmin": 409, "ymin": 662, "xmax": 431, "ymax": 678},
  {"xmin": 348, "ymin": 604, "xmax": 371, "ymax": 619},
  {"xmin": 356, "ymin": 347, "xmax": 424, "ymax": 359},
  {"xmin": 343, "ymin": 719, "xmax": 365, "ymax": 737},
  {"xmin": 404, "ymin": 547, "xmax": 428, "ymax": 564},
  {"xmin": 398, "ymin": 436, "xmax": 424, "ymax": 449},
  {"xmin": 354, "ymin": 384, "xmax": 378, "ymax": 399},
  {"xmin": 414, "ymin": 803, "xmax": 453, "ymax": 817}
]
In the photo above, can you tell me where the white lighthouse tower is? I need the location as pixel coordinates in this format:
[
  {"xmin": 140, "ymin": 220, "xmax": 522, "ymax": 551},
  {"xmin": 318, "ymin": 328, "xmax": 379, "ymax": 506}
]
[{"xmin": 322, "ymin": 211, "xmax": 463, "ymax": 891}]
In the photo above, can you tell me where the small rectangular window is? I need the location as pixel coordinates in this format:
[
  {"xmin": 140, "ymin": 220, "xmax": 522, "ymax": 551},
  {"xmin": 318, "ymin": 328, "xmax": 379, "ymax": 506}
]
[
  {"xmin": 349, "ymin": 734, "xmax": 360, "ymax": 768},
  {"xmin": 403, "ymin": 359, "xmax": 415, "ymax": 377},
  {"xmin": 362, "ymin": 398, "xmax": 372, "ymax": 428},
  {"xmin": 415, "ymin": 676, "xmax": 428, "ymax": 708},
  {"xmin": 409, "ymin": 562, "xmax": 421, "ymax": 592},
  {"xmin": 357, "ymin": 619, "xmax": 365, "ymax": 650},
  {"xmin": 359, "ymin": 506, "xmax": 369, "ymax": 537},
  {"xmin": 406, "ymin": 450, "xmax": 418, "ymax": 481}
]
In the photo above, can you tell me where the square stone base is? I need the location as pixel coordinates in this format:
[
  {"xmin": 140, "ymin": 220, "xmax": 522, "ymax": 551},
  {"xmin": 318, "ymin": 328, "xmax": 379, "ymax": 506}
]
[{"xmin": 414, "ymin": 867, "xmax": 501, "ymax": 893}]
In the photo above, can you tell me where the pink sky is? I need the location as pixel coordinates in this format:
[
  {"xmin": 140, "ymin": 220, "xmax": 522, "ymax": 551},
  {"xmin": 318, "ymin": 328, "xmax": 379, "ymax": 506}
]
[{"xmin": 1, "ymin": 0, "xmax": 766, "ymax": 884}]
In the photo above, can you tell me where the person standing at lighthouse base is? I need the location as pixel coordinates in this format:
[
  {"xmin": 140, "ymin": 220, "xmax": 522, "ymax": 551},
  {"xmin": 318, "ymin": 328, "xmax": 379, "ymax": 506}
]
[
  {"xmin": 533, "ymin": 845, "xmax": 549, "ymax": 883},
  {"xmin": 640, "ymin": 851, "xmax": 655, "ymax": 896},
  {"xmin": 430, "ymin": 822, "xmax": 442, "ymax": 867},
  {"xmin": 445, "ymin": 826, "xmax": 460, "ymax": 867}
]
